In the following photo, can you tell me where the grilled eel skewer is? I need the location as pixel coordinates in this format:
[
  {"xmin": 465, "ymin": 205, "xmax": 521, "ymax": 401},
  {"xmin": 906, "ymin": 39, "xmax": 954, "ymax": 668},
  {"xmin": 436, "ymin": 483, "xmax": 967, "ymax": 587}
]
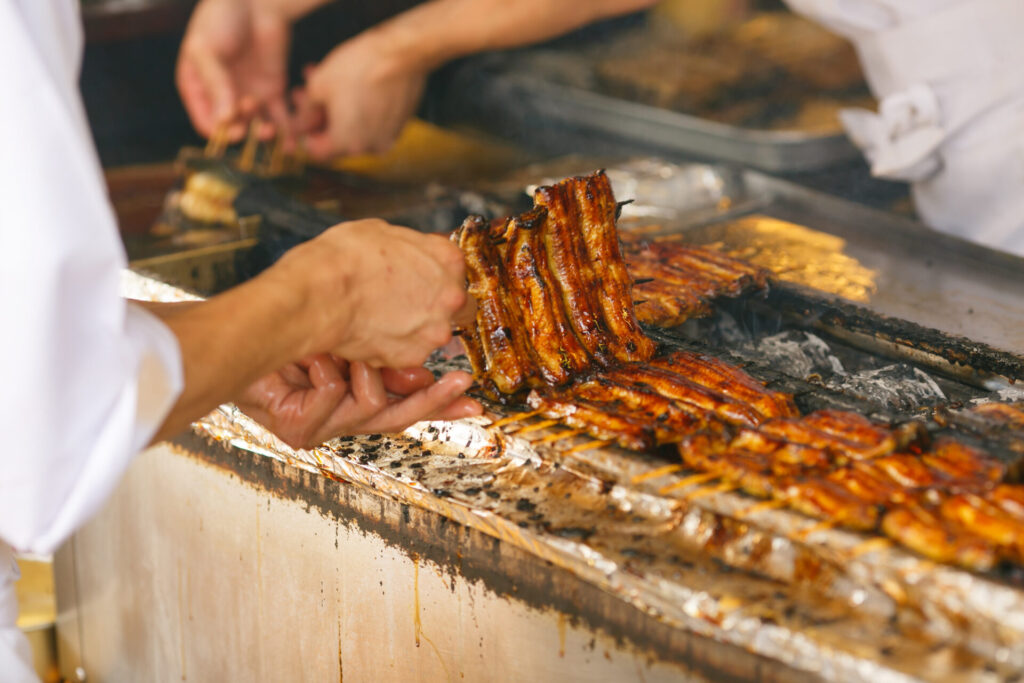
[
  {"xmin": 644, "ymin": 351, "xmax": 797, "ymax": 421},
  {"xmin": 568, "ymin": 171, "xmax": 655, "ymax": 363},
  {"xmin": 608, "ymin": 364, "xmax": 765, "ymax": 428},
  {"xmin": 457, "ymin": 171, "xmax": 657, "ymax": 396},
  {"xmin": 623, "ymin": 238, "xmax": 770, "ymax": 324},
  {"xmin": 499, "ymin": 208, "xmax": 592, "ymax": 385},
  {"xmin": 454, "ymin": 216, "xmax": 536, "ymax": 395},
  {"xmin": 970, "ymin": 401, "xmax": 1024, "ymax": 429},
  {"xmin": 526, "ymin": 348, "xmax": 795, "ymax": 448},
  {"xmin": 679, "ymin": 423, "xmax": 1022, "ymax": 570},
  {"xmin": 456, "ymin": 171, "xmax": 1024, "ymax": 572},
  {"xmin": 624, "ymin": 245, "xmax": 769, "ymax": 328},
  {"xmin": 629, "ymin": 279, "xmax": 714, "ymax": 327},
  {"xmin": 535, "ymin": 173, "xmax": 654, "ymax": 366}
]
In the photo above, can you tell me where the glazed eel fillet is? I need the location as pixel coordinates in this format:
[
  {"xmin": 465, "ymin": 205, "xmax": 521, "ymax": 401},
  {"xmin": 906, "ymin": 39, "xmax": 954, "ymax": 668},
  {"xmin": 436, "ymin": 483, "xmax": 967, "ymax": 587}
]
[
  {"xmin": 623, "ymin": 238, "xmax": 770, "ymax": 327},
  {"xmin": 628, "ymin": 279, "xmax": 714, "ymax": 326},
  {"xmin": 534, "ymin": 173, "xmax": 654, "ymax": 365},
  {"xmin": 605, "ymin": 364, "xmax": 767, "ymax": 428},
  {"xmin": 527, "ymin": 374, "xmax": 730, "ymax": 450},
  {"xmin": 645, "ymin": 351, "xmax": 797, "ymax": 420},
  {"xmin": 454, "ymin": 216, "xmax": 536, "ymax": 395},
  {"xmin": 882, "ymin": 477, "xmax": 1024, "ymax": 570},
  {"xmin": 499, "ymin": 208, "xmax": 592, "ymax": 385},
  {"xmin": 527, "ymin": 395, "xmax": 671, "ymax": 452},
  {"xmin": 751, "ymin": 411, "xmax": 903, "ymax": 462},
  {"xmin": 526, "ymin": 348, "xmax": 792, "ymax": 449},
  {"xmin": 455, "ymin": 171, "xmax": 654, "ymax": 398},
  {"xmin": 969, "ymin": 401, "xmax": 1024, "ymax": 429}
]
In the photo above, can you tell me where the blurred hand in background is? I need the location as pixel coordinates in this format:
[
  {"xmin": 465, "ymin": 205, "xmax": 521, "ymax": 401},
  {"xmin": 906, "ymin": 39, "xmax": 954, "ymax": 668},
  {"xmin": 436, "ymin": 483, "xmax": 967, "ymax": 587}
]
[
  {"xmin": 295, "ymin": 33, "xmax": 427, "ymax": 160},
  {"xmin": 176, "ymin": 0, "xmax": 293, "ymax": 142},
  {"xmin": 176, "ymin": 0, "xmax": 660, "ymax": 160}
]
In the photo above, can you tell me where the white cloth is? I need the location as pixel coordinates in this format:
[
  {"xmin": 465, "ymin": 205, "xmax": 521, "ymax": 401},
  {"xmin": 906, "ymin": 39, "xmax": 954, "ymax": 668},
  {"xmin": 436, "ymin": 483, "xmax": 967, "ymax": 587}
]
[
  {"xmin": 0, "ymin": 0, "xmax": 185, "ymax": 678},
  {"xmin": 786, "ymin": 0, "xmax": 1024, "ymax": 256},
  {"xmin": 0, "ymin": 544, "xmax": 34, "ymax": 683}
]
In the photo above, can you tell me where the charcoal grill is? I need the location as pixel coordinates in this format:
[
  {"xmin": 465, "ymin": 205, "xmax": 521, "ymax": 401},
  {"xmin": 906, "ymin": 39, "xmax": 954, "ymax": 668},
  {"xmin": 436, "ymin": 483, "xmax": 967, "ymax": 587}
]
[{"xmin": 56, "ymin": 159, "xmax": 1024, "ymax": 682}]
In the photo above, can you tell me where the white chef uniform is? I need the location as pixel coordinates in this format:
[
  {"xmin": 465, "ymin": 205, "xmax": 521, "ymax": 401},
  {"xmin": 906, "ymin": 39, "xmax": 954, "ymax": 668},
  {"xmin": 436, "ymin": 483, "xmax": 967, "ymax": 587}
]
[
  {"xmin": 0, "ymin": 1, "xmax": 184, "ymax": 680},
  {"xmin": 785, "ymin": 0, "xmax": 1024, "ymax": 256}
]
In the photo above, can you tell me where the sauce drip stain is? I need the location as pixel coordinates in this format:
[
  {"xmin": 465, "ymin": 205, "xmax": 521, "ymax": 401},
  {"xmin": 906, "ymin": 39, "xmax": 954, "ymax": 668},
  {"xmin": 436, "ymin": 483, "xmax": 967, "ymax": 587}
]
[{"xmin": 412, "ymin": 557, "xmax": 452, "ymax": 681}]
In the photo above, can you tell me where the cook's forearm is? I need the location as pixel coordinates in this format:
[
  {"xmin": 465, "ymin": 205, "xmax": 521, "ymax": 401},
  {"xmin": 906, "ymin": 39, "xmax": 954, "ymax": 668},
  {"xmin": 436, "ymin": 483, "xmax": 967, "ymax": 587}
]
[
  {"xmin": 362, "ymin": 0, "xmax": 659, "ymax": 73},
  {"xmin": 145, "ymin": 270, "xmax": 320, "ymax": 443}
]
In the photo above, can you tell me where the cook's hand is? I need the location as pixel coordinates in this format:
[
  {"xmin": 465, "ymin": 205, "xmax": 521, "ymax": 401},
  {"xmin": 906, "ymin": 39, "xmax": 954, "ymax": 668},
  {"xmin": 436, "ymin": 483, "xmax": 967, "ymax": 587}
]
[
  {"xmin": 237, "ymin": 354, "xmax": 481, "ymax": 449},
  {"xmin": 176, "ymin": 0, "xmax": 291, "ymax": 141},
  {"xmin": 296, "ymin": 32, "xmax": 428, "ymax": 160},
  {"xmin": 268, "ymin": 218, "xmax": 475, "ymax": 369}
]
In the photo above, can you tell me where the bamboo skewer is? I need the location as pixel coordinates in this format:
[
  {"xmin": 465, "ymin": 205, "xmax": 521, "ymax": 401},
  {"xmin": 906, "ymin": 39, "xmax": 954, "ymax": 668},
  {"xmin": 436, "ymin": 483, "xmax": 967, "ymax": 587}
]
[
  {"xmin": 564, "ymin": 439, "xmax": 614, "ymax": 455},
  {"xmin": 512, "ymin": 419, "xmax": 561, "ymax": 436},
  {"xmin": 850, "ymin": 537, "xmax": 893, "ymax": 558},
  {"xmin": 238, "ymin": 120, "xmax": 261, "ymax": 172},
  {"xmin": 266, "ymin": 133, "xmax": 286, "ymax": 176},
  {"xmin": 631, "ymin": 463, "xmax": 685, "ymax": 485},
  {"xmin": 793, "ymin": 519, "xmax": 839, "ymax": 542},
  {"xmin": 684, "ymin": 481, "xmax": 740, "ymax": 502},
  {"xmin": 290, "ymin": 138, "xmax": 308, "ymax": 175},
  {"xmin": 658, "ymin": 471, "xmax": 719, "ymax": 495},
  {"xmin": 535, "ymin": 429, "xmax": 584, "ymax": 444},
  {"xmin": 735, "ymin": 499, "xmax": 786, "ymax": 519},
  {"xmin": 205, "ymin": 121, "xmax": 230, "ymax": 158},
  {"xmin": 489, "ymin": 410, "xmax": 543, "ymax": 430}
]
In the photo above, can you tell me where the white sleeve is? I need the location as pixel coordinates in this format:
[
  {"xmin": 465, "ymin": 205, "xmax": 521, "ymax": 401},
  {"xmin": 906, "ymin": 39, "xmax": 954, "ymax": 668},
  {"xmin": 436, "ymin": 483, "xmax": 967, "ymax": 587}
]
[{"xmin": 0, "ymin": 1, "xmax": 184, "ymax": 554}]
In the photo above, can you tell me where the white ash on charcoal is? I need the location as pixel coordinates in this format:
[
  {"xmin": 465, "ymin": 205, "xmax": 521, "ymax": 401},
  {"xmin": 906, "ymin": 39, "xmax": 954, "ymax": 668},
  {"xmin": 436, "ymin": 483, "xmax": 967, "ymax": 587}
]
[{"xmin": 681, "ymin": 312, "xmax": 947, "ymax": 412}]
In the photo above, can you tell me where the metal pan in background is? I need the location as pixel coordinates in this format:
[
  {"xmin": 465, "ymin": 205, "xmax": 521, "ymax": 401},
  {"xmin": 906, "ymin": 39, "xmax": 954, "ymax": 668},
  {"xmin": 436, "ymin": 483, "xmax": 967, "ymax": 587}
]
[{"xmin": 430, "ymin": 52, "xmax": 862, "ymax": 173}]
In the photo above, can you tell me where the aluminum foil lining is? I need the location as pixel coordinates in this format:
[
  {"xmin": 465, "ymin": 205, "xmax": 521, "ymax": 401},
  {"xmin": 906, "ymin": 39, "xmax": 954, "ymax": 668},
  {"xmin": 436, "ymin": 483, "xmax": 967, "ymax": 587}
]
[{"xmin": 191, "ymin": 404, "xmax": 1022, "ymax": 682}]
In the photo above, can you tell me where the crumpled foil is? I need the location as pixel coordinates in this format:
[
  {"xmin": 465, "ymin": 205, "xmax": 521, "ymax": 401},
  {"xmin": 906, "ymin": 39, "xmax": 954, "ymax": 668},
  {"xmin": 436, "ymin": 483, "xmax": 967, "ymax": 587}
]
[{"xmin": 192, "ymin": 403, "xmax": 1023, "ymax": 681}]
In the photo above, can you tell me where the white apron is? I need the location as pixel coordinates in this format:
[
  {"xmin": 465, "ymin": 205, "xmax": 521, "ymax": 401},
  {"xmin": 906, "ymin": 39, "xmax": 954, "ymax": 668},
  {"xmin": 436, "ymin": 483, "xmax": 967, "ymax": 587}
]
[{"xmin": 786, "ymin": 0, "xmax": 1024, "ymax": 256}]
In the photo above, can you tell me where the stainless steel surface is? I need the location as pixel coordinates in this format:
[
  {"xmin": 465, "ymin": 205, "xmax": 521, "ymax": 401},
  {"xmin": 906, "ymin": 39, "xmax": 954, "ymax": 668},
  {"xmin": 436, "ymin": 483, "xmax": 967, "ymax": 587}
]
[{"xmin": 437, "ymin": 53, "xmax": 861, "ymax": 172}]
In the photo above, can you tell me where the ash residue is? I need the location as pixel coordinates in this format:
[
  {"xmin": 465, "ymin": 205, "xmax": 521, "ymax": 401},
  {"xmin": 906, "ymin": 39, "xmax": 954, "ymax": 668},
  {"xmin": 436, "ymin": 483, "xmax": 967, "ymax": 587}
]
[
  {"xmin": 695, "ymin": 314, "xmax": 945, "ymax": 412},
  {"xmin": 976, "ymin": 386, "xmax": 1024, "ymax": 404},
  {"xmin": 833, "ymin": 365, "xmax": 945, "ymax": 413},
  {"xmin": 749, "ymin": 330, "xmax": 844, "ymax": 379}
]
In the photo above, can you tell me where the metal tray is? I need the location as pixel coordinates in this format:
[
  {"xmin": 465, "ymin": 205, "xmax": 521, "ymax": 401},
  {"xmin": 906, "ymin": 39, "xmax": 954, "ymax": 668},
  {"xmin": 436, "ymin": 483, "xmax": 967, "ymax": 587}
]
[{"xmin": 432, "ymin": 51, "xmax": 862, "ymax": 172}]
